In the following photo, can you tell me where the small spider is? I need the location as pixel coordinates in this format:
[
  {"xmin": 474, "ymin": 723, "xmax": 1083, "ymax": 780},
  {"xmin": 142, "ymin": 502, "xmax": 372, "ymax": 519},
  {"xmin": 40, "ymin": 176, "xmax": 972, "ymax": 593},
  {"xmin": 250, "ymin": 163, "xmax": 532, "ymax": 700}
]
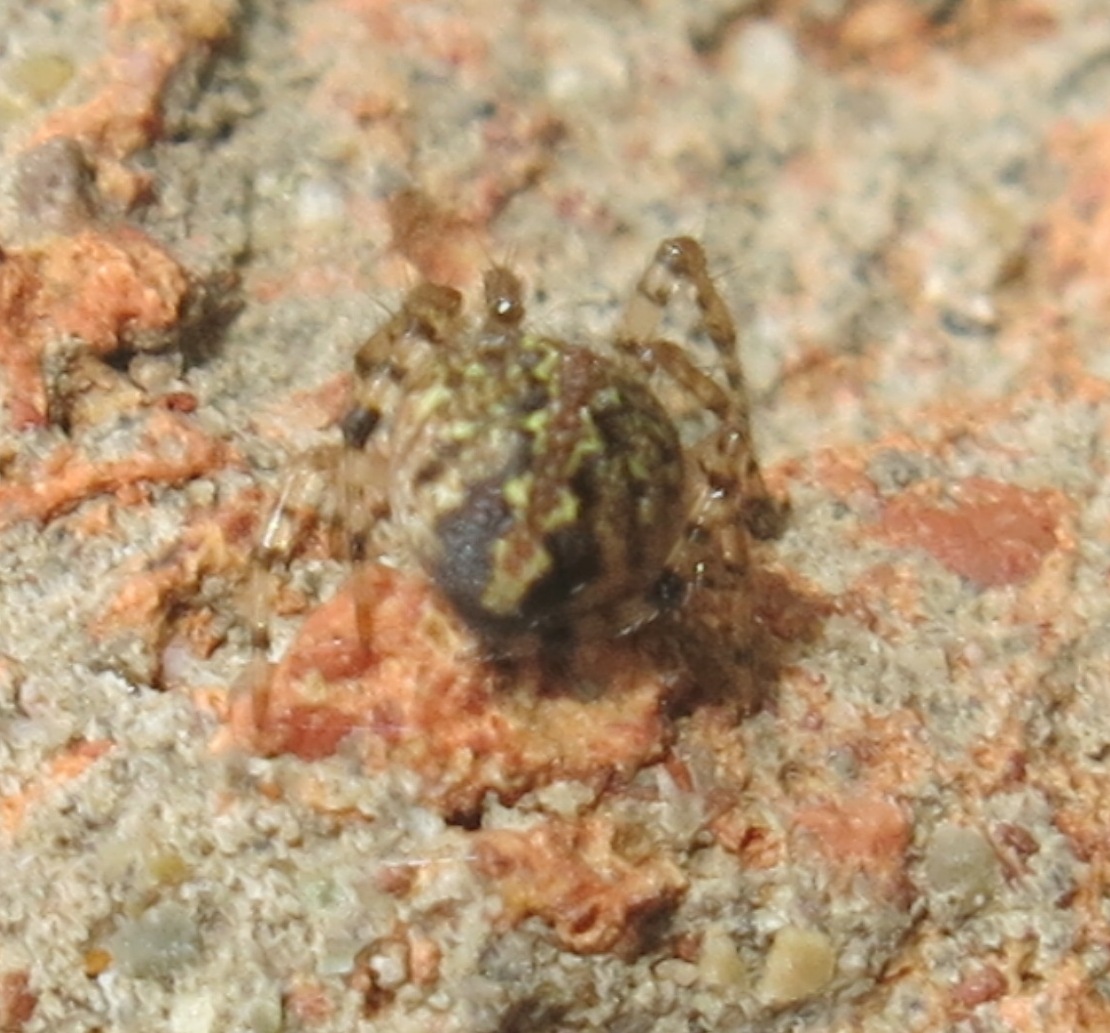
[{"xmin": 258, "ymin": 238, "xmax": 786, "ymax": 690}]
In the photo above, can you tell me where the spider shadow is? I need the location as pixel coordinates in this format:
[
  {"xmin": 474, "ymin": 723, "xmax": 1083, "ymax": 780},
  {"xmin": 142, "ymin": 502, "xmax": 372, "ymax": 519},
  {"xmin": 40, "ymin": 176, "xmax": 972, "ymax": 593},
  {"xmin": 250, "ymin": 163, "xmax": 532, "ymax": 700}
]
[
  {"xmin": 652, "ymin": 565, "xmax": 831, "ymax": 721},
  {"xmin": 482, "ymin": 565, "xmax": 829, "ymax": 720}
]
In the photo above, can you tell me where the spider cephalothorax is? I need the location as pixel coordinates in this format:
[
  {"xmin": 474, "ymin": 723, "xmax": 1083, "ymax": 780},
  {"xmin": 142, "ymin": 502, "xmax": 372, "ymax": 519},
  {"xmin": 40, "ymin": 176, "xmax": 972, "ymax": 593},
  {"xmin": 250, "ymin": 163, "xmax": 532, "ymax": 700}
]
[{"xmin": 315, "ymin": 237, "xmax": 787, "ymax": 671}]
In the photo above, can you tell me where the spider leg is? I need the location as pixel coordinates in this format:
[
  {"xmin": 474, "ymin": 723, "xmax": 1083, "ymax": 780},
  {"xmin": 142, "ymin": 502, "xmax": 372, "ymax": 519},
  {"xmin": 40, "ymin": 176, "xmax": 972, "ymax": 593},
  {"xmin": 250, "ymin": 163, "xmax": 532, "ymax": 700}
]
[
  {"xmin": 616, "ymin": 236, "xmax": 788, "ymax": 542},
  {"xmin": 347, "ymin": 281, "xmax": 465, "ymax": 442},
  {"xmin": 247, "ymin": 446, "xmax": 339, "ymax": 651},
  {"xmin": 613, "ymin": 238, "xmax": 789, "ymax": 706},
  {"xmin": 342, "ymin": 281, "xmax": 467, "ymax": 641}
]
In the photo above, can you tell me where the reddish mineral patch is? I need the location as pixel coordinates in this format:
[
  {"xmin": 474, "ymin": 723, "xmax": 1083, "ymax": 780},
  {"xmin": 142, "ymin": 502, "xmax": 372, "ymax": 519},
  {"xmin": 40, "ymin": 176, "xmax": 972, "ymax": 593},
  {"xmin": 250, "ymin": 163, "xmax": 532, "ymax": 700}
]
[
  {"xmin": 792, "ymin": 793, "xmax": 911, "ymax": 890},
  {"xmin": 226, "ymin": 565, "xmax": 675, "ymax": 818},
  {"xmin": 875, "ymin": 477, "xmax": 1066, "ymax": 589}
]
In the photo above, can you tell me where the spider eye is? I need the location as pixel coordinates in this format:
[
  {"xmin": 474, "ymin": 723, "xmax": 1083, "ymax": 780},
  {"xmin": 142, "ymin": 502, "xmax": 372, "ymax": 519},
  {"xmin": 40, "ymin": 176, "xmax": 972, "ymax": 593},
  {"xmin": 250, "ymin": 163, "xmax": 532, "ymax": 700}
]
[{"xmin": 483, "ymin": 267, "xmax": 525, "ymax": 326}]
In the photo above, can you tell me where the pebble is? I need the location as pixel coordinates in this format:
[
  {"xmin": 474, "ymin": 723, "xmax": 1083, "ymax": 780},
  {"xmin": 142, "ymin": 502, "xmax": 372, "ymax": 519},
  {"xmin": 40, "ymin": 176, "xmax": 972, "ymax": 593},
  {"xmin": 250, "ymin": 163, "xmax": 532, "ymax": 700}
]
[{"xmin": 727, "ymin": 21, "xmax": 801, "ymax": 105}]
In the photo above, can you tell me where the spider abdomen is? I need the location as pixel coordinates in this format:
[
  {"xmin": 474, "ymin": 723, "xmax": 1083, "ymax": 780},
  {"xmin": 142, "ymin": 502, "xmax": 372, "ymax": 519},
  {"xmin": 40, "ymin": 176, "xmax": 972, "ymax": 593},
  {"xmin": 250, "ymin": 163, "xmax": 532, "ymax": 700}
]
[{"xmin": 389, "ymin": 335, "xmax": 685, "ymax": 639}]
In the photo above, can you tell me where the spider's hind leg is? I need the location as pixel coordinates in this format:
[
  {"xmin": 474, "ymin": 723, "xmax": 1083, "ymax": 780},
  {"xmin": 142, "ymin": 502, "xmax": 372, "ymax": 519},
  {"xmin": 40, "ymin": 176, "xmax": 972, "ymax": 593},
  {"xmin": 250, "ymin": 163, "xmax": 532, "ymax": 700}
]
[
  {"xmin": 613, "ymin": 238, "xmax": 790, "ymax": 707},
  {"xmin": 245, "ymin": 446, "xmax": 342, "ymax": 652}
]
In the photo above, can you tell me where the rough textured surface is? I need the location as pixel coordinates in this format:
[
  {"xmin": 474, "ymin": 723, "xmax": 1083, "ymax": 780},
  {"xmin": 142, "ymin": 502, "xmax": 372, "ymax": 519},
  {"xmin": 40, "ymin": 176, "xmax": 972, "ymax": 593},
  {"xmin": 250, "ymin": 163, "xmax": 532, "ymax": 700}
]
[{"xmin": 2, "ymin": 1, "xmax": 1110, "ymax": 1031}]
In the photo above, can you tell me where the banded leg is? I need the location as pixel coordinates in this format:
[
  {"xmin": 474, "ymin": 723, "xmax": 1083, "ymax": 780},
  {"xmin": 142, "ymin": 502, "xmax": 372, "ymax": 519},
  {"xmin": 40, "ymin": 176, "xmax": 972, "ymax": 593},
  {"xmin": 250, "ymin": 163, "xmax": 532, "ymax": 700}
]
[
  {"xmin": 616, "ymin": 238, "xmax": 789, "ymax": 703},
  {"xmin": 342, "ymin": 282, "xmax": 470, "ymax": 641},
  {"xmin": 616, "ymin": 236, "xmax": 788, "ymax": 543},
  {"xmin": 247, "ymin": 446, "xmax": 343, "ymax": 650},
  {"xmin": 344, "ymin": 282, "xmax": 466, "ymax": 450}
]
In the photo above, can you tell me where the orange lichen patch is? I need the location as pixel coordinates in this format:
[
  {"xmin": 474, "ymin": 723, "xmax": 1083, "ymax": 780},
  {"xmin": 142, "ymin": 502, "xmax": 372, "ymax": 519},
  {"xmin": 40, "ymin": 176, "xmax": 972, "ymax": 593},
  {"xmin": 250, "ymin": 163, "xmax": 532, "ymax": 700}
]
[
  {"xmin": 0, "ymin": 410, "xmax": 235, "ymax": 526},
  {"xmin": 223, "ymin": 565, "xmax": 674, "ymax": 818},
  {"xmin": 38, "ymin": 228, "xmax": 189, "ymax": 345},
  {"xmin": 0, "ymin": 970, "xmax": 36, "ymax": 1031},
  {"xmin": 0, "ymin": 739, "xmax": 114, "ymax": 836},
  {"xmin": 1043, "ymin": 120, "xmax": 1110, "ymax": 307},
  {"xmin": 874, "ymin": 477, "xmax": 1068, "ymax": 590},
  {"xmin": 0, "ymin": 228, "xmax": 191, "ymax": 428},
  {"xmin": 474, "ymin": 816, "xmax": 686, "ymax": 955},
  {"xmin": 792, "ymin": 794, "xmax": 911, "ymax": 889},
  {"xmin": 31, "ymin": 0, "xmax": 236, "ymax": 202},
  {"xmin": 33, "ymin": 54, "xmax": 162, "ymax": 172}
]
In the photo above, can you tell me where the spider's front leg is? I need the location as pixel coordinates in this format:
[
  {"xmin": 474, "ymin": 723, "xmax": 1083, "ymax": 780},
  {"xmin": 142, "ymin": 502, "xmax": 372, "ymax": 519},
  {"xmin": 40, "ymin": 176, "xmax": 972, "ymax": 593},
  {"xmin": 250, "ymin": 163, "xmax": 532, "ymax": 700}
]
[
  {"xmin": 343, "ymin": 281, "xmax": 466, "ymax": 451},
  {"xmin": 246, "ymin": 281, "xmax": 469, "ymax": 652},
  {"xmin": 616, "ymin": 236, "xmax": 788, "ymax": 545},
  {"xmin": 341, "ymin": 280, "xmax": 469, "ymax": 641}
]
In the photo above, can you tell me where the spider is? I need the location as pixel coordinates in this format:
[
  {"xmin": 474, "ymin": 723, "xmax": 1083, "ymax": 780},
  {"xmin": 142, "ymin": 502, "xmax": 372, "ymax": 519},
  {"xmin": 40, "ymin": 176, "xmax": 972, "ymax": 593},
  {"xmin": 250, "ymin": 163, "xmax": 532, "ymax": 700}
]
[{"xmin": 258, "ymin": 237, "xmax": 787, "ymax": 690}]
